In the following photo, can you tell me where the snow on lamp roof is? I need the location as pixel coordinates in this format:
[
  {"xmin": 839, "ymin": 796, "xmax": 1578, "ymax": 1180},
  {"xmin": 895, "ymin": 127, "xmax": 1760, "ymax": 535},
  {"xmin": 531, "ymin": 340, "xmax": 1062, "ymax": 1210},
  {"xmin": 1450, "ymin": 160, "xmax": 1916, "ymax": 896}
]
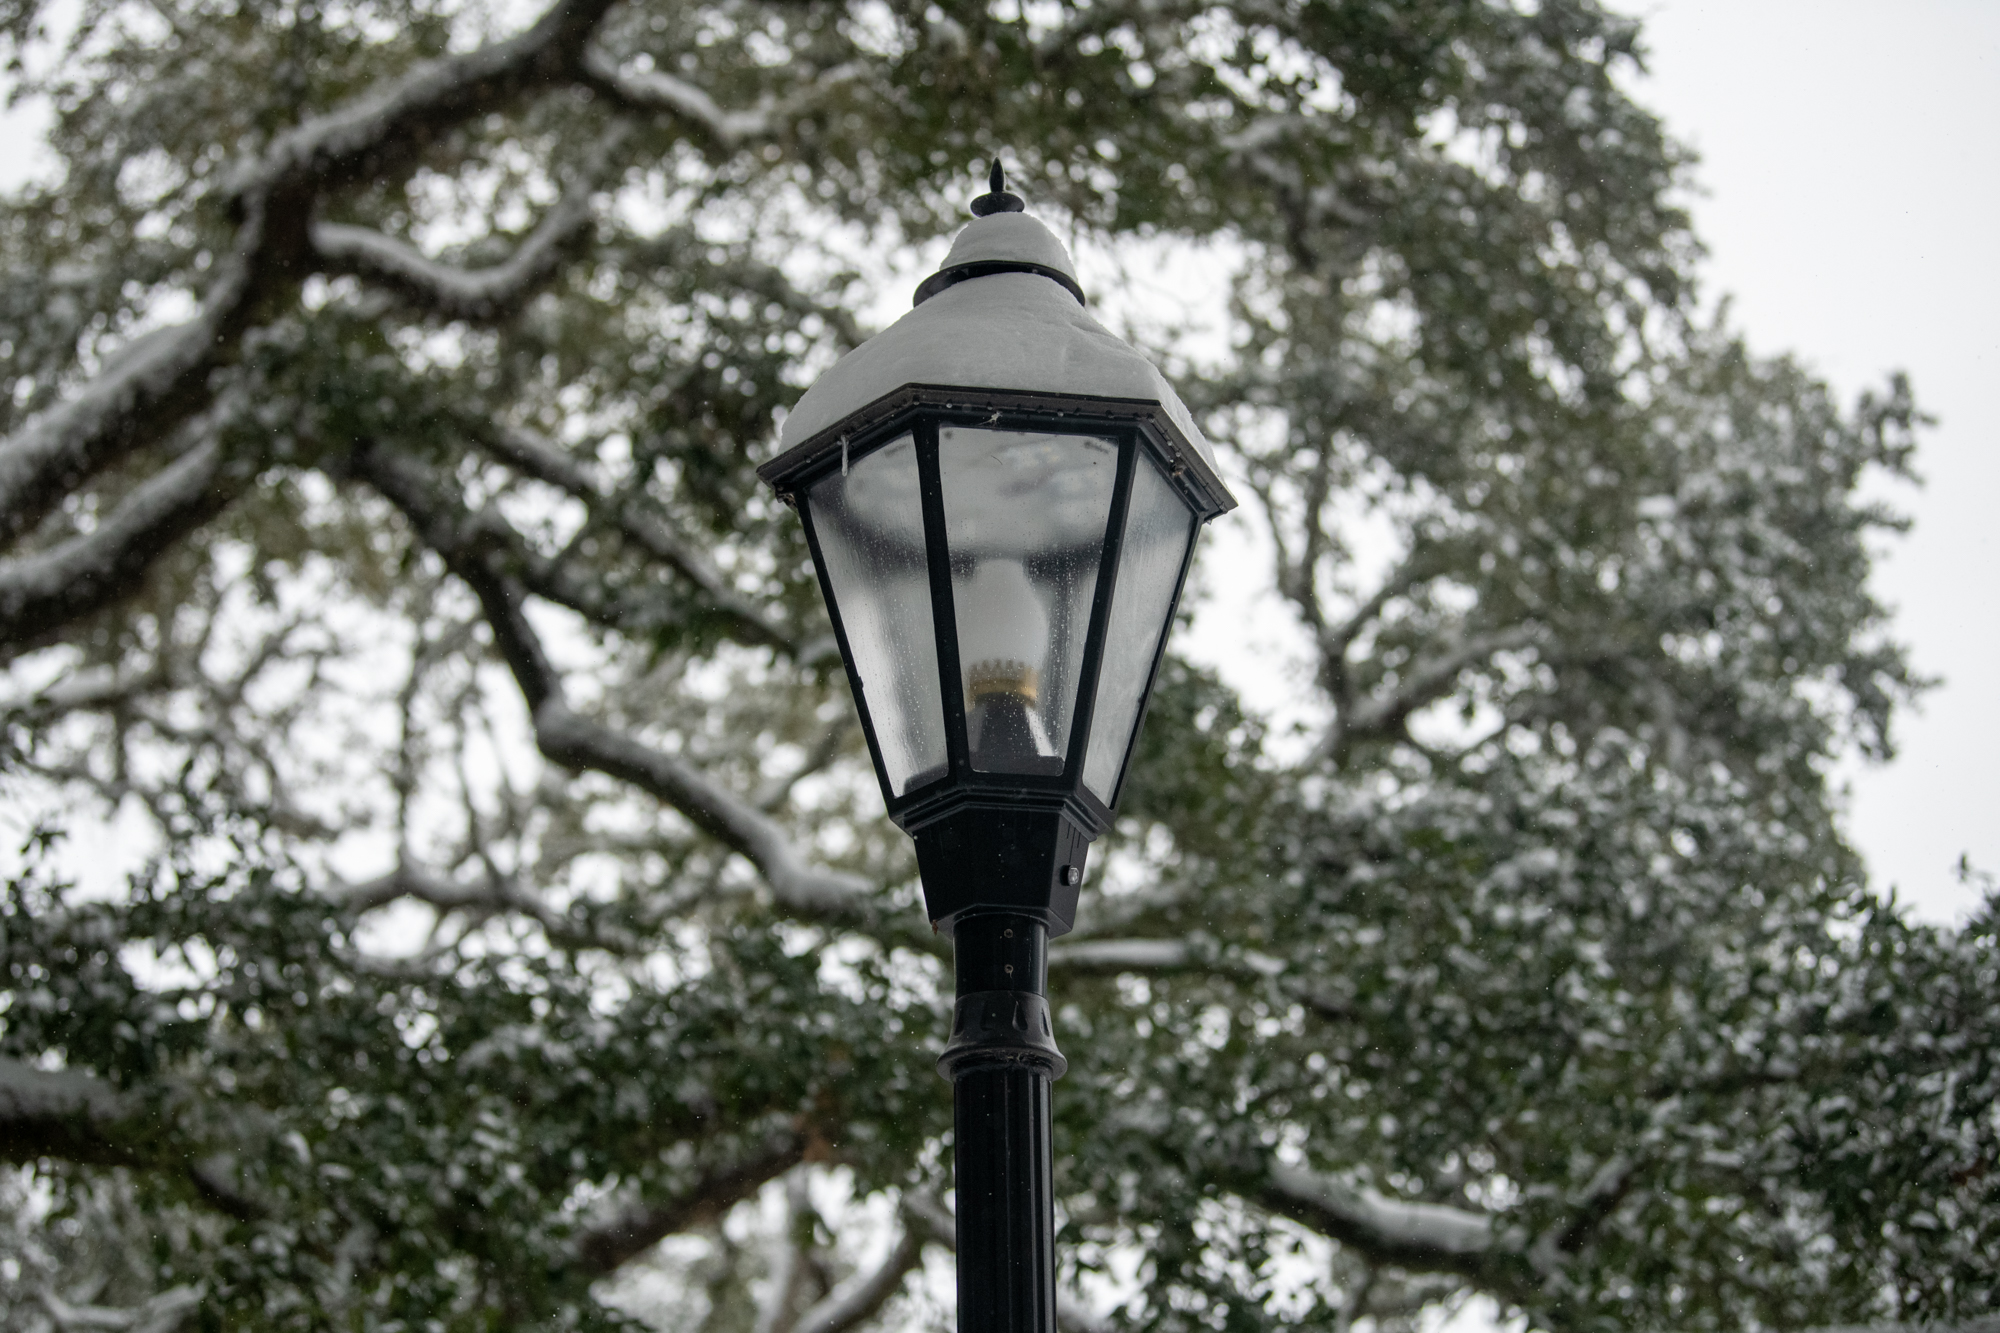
[{"xmin": 777, "ymin": 200, "xmax": 1217, "ymax": 471}]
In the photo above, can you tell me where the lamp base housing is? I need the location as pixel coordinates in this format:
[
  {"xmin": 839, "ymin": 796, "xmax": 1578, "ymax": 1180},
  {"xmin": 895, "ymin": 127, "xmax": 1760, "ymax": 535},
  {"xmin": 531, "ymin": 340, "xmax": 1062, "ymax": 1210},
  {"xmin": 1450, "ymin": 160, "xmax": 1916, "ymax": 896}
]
[{"xmin": 911, "ymin": 803, "xmax": 1094, "ymax": 936}]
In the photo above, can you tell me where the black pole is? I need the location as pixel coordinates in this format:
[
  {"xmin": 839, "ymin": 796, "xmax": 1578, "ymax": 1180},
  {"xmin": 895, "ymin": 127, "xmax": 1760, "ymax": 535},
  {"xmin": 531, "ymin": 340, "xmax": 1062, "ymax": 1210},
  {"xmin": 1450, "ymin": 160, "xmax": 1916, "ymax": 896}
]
[{"xmin": 939, "ymin": 912, "xmax": 1066, "ymax": 1333}]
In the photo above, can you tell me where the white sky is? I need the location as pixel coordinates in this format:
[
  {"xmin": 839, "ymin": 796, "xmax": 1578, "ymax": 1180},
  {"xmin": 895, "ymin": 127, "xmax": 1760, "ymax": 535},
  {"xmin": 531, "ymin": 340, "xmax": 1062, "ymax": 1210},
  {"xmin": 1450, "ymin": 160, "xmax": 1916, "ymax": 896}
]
[
  {"xmin": 1, "ymin": 0, "xmax": 1992, "ymax": 927},
  {"xmin": 1636, "ymin": 0, "xmax": 2000, "ymax": 923},
  {"xmin": 1189, "ymin": 0, "xmax": 2000, "ymax": 931}
]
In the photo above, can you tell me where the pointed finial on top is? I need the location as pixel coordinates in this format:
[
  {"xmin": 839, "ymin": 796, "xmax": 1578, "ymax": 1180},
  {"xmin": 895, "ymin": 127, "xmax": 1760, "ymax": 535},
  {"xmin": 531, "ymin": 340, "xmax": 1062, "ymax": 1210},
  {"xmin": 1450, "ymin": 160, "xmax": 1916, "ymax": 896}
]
[{"xmin": 969, "ymin": 156, "xmax": 1026, "ymax": 216}]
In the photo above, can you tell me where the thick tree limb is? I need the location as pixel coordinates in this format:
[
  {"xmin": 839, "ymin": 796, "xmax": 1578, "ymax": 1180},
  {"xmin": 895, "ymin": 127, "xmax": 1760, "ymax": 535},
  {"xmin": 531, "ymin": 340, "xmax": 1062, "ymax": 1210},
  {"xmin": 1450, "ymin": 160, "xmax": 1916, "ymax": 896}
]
[
  {"xmin": 224, "ymin": 0, "xmax": 618, "ymax": 204},
  {"xmin": 472, "ymin": 422, "xmax": 808, "ymax": 654},
  {"xmin": 333, "ymin": 863, "xmax": 567, "ymax": 935},
  {"xmin": 0, "ymin": 661, "xmax": 169, "ymax": 718},
  {"xmin": 1051, "ymin": 938, "xmax": 1282, "ymax": 979},
  {"xmin": 532, "ymin": 698, "xmax": 876, "ymax": 924},
  {"xmin": 349, "ymin": 442, "xmax": 691, "ymax": 638},
  {"xmin": 789, "ymin": 1214, "xmax": 928, "ymax": 1333},
  {"xmin": 311, "ymin": 185, "xmax": 596, "ymax": 321},
  {"xmin": 1049, "ymin": 939, "xmax": 1354, "ymax": 1020},
  {"xmin": 0, "ymin": 0, "xmax": 619, "ymax": 549},
  {"xmin": 579, "ymin": 50, "xmax": 774, "ymax": 147},
  {"xmin": 0, "ymin": 437, "xmax": 240, "ymax": 650},
  {"xmin": 0, "ymin": 223, "xmax": 264, "ymax": 550},
  {"xmin": 1321, "ymin": 622, "xmax": 1542, "ymax": 764},
  {"xmin": 38, "ymin": 1284, "xmax": 200, "ymax": 1333},
  {"xmin": 1252, "ymin": 1161, "xmax": 1537, "ymax": 1301},
  {"xmin": 352, "ymin": 442, "xmax": 877, "ymax": 927},
  {"xmin": 0, "ymin": 1059, "xmax": 262, "ymax": 1219},
  {"xmin": 571, "ymin": 1132, "xmax": 806, "ymax": 1276},
  {"xmin": 578, "ymin": 50, "xmax": 866, "ymax": 151},
  {"xmin": 0, "ymin": 1057, "xmax": 146, "ymax": 1167}
]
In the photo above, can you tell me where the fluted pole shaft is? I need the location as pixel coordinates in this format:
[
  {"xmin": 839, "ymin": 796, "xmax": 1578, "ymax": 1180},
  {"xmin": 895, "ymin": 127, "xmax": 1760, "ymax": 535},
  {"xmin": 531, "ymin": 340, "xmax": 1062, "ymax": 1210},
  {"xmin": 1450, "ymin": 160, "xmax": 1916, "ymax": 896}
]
[{"xmin": 939, "ymin": 913, "xmax": 1066, "ymax": 1333}]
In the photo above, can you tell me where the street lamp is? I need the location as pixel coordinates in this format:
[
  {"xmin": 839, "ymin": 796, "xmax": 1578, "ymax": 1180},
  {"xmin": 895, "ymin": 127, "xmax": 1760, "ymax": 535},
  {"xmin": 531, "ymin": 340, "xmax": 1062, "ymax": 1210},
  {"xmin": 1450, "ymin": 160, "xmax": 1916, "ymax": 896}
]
[{"xmin": 759, "ymin": 161, "xmax": 1235, "ymax": 1333}]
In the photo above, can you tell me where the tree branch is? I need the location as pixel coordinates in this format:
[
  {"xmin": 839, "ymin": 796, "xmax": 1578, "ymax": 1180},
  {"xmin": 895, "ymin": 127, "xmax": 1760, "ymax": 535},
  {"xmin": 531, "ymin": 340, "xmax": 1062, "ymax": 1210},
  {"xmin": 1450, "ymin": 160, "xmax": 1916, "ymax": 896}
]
[
  {"xmin": 0, "ymin": 1058, "xmax": 260, "ymax": 1219},
  {"xmin": 0, "ymin": 223, "xmax": 265, "ymax": 550},
  {"xmin": 0, "ymin": 1057, "xmax": 146, "ymax": 1167},
  {"xmin": 1252, "ymin": 1161, "xmax": 1535, "ymax": 1300},
  {"xmin": 311, "ymin": 183, "xmax": 596, "ymax": 321},
  {"xmin": 0, "ymin": 0, "xmax": 620, "ymax": 549},
  {"xmin": 530, "ymin": 697, "xmax": 876, "ymax": 926},
  {"xmin": 333, "ymin": 862, "xmax": 566, "ymax": 935},
  {"xmin": 347, "ymin": 441, "xmax": 693, "ymax": 641},
  {"xmin": 1535, "ymin": 1152, "xmax": 1637, "ymax": 1272},
  {"xmin": 37, "ymin": 1283, "xmax": 200, "ymax": 1333},
  {"xmin": 351, "ymin": 442, "xmax": 878, "ymax": 928},
  {"xmin": 789, "ymin": 1212, "xmax": 928, "ymax": 1333},
  {"xmin": 1049, "ymin": 939, "xmax": 1353, "ymax": 1020},
  {"xmin": 471, "ymin": 421, "xmax": 810, "ymax": 655},
  {"xmin": 224, "ymin": 0, "xmax": 618, "ymax": 204},
  {"xmin": 1326, "ymin": 622, "xmax": 1541, "ymax": 762},
  {"xmin": 578, "ymin": 51, "xmax": 866, "ymax": 152},
  {"xmin": 571, "ymin": 1132, "xmax": 806, "ymax": 1276},
  {"xmin": 0, "ymin": 436, "xmax": 242, "ymax": 651}
]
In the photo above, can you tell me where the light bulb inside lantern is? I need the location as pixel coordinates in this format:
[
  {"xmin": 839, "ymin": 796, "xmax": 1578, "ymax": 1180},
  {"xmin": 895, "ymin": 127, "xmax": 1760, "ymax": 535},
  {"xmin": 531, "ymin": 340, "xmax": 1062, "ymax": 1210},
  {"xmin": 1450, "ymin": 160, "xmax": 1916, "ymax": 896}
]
[{"xmin": 958, "ymin": 560, "xmax": 1062, "ymax": 773}]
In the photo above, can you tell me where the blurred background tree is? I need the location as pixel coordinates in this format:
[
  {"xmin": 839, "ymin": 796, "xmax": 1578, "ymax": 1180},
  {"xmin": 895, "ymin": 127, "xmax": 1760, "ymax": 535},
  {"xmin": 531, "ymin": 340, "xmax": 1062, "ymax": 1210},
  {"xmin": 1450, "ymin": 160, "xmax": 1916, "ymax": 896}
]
[{"xmin": 0, "ymin": 0, "xmax": 1992, "ymax": 1330}]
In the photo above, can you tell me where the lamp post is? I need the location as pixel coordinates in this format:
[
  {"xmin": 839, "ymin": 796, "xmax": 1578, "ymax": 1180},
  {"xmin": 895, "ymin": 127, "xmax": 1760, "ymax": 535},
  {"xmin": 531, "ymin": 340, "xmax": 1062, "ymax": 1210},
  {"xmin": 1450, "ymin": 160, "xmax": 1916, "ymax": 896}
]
[{"xmin": 759, "ymin": 162, "xmax": 1235, "ymax": 1333}]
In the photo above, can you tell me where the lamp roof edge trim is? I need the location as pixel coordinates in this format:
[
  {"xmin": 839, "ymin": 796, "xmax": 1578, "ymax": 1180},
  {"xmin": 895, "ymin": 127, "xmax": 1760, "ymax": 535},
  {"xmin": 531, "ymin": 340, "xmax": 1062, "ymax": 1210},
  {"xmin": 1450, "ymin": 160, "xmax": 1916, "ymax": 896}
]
[
  {"xmin": 776, "ymin": 263, "xmax": 1222, "ymax": 461},
  {"xmin": 758, "ymin": 384, "xmax": 1235, "ymax": 519}
]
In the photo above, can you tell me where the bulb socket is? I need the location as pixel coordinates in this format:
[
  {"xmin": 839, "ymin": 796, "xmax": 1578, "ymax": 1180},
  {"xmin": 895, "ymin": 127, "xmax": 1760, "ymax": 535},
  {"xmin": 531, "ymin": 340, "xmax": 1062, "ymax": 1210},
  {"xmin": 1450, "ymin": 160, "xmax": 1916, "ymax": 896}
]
[{"xmin": 967, "ymin": 660, "xmax": 1040, "ymax": 706}]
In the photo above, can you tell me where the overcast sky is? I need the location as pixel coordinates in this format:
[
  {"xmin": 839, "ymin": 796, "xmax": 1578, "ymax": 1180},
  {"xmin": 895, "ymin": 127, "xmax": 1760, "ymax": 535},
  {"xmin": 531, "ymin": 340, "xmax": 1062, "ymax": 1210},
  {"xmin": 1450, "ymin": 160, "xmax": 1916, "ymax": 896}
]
[
  {"xmin": 1, "ymin": 0, "xmax": 1992, "ymax": 925},
  {"xmin": 1634, "ymin": 0, "xmax": 1999, "ymax": 923}
]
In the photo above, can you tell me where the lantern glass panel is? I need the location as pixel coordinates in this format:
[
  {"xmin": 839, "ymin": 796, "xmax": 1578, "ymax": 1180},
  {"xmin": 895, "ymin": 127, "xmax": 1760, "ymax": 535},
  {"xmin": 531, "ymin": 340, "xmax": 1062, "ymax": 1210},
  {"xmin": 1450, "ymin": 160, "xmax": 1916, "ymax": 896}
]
[
  {"xmin": 1082, "ymin": 451, "xmax": 1197, "ymax": 804},
  {"xmin": 938, "ymin": 426, "xmax": 1118, "ymax": 776},
  {"xmin": 805, "ymin": 434, "xmax": 948, "ymax": 794}
]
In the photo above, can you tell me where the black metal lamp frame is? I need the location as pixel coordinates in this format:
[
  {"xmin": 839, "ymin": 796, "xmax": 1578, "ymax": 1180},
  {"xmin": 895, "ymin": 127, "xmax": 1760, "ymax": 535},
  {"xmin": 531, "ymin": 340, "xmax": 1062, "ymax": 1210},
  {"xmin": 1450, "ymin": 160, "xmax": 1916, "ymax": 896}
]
[
  {"xmin": 762, "ymin": 384, "xmax": 1230, "ymax": 930},
  {"xmin": 761, "ymin": 383, "xmax": 1230, "ymax": 1333}
]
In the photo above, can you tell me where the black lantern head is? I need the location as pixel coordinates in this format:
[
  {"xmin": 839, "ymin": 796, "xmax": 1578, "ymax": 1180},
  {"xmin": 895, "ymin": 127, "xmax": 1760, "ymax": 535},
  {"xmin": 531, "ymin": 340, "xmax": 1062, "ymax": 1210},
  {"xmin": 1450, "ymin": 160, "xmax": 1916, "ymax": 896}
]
[{"xmin": 759, "ymin": 165, "xmax": 1234, "ymax": 936}]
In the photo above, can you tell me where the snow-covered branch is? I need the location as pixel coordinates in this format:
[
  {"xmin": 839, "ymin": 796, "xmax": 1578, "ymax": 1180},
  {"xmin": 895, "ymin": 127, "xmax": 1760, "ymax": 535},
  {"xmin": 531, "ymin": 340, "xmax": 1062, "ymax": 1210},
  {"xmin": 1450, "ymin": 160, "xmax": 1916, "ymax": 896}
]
[
  {"xmin": 579, "ymin": 51, "xmax": 865, "ymax": 151},
  {"xmin": 1319, "ymin": 554, "xmax": 1429, "ymax": 680},
  {"xmin": 789, "ymin": 1213, "xmax": 928, "ymax": 1333},
  {"xmin": 225, "ymin": 0, "xmax": 618, "ymax": 203},
  {"xmin": 1050, "ymin": 938, "xmax": 1283, "ymax": 978},
  {"xmin": 0, "ymin": 233, "xmax": 260, "ymax": 551},
  {"xmin": 0, "ymin": 1059, "xmax": 261, "ymax": 1219},
  {"xmin": 0, "ymin": 661, "xmax": 169, "ymax": 718},
  {"xmin": 0, "ymin": 0, "xmax": 621, "ymax": 554},
  {"xmin": 334, "ymin": 863, "xmax": 566, "ymax": 934},
  {"xmin": 0, "ymin": 1057, "xmax": 143, "ymax": 1167},
  {"xmin": 1531, "ymin": 1152, "xmax": 1637, "ymax": 1274},
  {"xmin": 348, "ymin": 443, "xmax": 694, "ymax": 636},
  {"xmin": 531, "ymin": 698, "xmax": 877, "ymax": 926},
  {"xmin": 579, "ymin": 49, "xmax": 772, "ymax": 147},
  {"xmin": 0, "ymin": 437, "xmax": 237, "ymax": 649},
  {"xmin": 571, "ymin": 1132, "xmax": 806, "ymax": 1277},
  {"xmin": 1252, "ymin": 1161, "xmax": 1530, "ymax": 1297},
  {"xmin": 1050, "ymin": 938, "xmax": 1201, "ymax": 973},
  {"xmin": 352, "ymin": 443, "xmax": 878, "ymax": 928},
  {"xmin": 37, "ymin": 1284, "xmax": 200, "ymax": 1333},
  {"xmin": 1323, "ymin": 622, "xmax": 1542, "ymax": 763},
  {"xmin": 472, "ymin": 422, "xmax": 812, "ymax": 656},
  {"xmin": 1049, "ymin": 939, "xmax": 1354, "ymax": 1020},
  {"xmin": 312, "ymin": 185, "xmax": 595, "ymax": 321}
]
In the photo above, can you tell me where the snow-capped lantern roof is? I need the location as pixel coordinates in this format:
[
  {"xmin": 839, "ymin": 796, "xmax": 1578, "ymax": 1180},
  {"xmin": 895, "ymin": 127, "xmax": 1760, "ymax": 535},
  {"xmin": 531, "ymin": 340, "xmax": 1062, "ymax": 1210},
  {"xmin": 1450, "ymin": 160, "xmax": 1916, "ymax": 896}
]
[
  {"xmin": 756, "ymin": 161, "xmax": 1238, "ymax": 930},
  {"xmin": 768, "ymin": 167, "xmax": 1226, "ymax": 497}
]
